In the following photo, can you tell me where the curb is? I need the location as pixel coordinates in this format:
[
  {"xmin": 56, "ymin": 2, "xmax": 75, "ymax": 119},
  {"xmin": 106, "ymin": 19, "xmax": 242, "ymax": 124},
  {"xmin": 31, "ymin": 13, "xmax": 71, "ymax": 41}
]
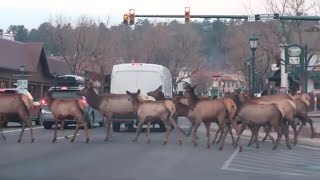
[{"xmin": 210, "ymin": 127, "xmax": 320, "ymax": 148}]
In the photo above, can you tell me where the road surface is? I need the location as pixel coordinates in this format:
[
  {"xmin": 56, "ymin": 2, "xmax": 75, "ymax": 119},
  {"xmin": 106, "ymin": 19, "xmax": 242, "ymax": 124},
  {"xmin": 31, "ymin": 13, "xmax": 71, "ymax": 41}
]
[{"xmin": 1, "ymin": 122, "xmax": 320, "ymax": 180}]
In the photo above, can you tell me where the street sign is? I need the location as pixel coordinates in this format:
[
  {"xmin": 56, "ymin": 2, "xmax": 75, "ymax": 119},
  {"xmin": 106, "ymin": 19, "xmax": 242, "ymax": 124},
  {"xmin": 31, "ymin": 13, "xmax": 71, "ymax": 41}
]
[
  {"xmin": 288, "ymin": 46, "xmax": 302, "ymax": 56},
  {"xmin": 248, "ymin": 15, "xmax": 255, "ymax": 22},
  {"xmin": 17, "ymin": 80, "xmax": 28, "ymax": 88},
  {"xmin": 255, "ymin": 13, "xmax": 280, "ymax": 21}
]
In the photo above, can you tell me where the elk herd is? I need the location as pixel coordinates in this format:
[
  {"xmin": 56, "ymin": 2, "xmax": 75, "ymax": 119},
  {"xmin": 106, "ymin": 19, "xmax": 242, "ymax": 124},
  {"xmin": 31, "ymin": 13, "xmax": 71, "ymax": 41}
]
[{"xmin": 0, "ymin": 83, "xmax": 315, "ymax": 152}]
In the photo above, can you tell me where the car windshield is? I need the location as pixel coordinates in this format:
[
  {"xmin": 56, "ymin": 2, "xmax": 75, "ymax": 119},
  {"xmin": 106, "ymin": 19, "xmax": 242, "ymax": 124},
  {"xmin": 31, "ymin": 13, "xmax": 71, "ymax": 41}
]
[{"xmin": 50, "ymin": 90, "xmax": 81, "ymax": 99}]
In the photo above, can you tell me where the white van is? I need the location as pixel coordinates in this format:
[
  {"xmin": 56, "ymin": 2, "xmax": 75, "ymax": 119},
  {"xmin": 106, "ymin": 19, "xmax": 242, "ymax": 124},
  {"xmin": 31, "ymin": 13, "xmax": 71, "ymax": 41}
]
[
  {"xmin": 111, "ymin": 63, "xmax": 172, "ymax": 98},
  {"xmin": 110, "ymin": 63, "xmax": 173, "ymax": 131}
]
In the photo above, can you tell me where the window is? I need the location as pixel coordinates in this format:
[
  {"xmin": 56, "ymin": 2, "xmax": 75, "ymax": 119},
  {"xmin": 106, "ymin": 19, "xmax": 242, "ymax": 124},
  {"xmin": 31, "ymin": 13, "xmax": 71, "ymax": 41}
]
[{"xmin": 314, "ymin": 81, "xmax": 320, "ymax": 89}]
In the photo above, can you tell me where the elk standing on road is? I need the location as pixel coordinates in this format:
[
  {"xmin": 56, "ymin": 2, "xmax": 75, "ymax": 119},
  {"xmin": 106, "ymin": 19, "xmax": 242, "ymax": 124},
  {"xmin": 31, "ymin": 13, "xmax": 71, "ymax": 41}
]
[
  {"xmin": 126, "ymin": 89, "xmax": 182, "ymax": 145},
  {"xmin": 45, "ymin": 91, "xmax": 89, "ymax": 143},
  {"xmin": 0, "ymin": 93, "xmax": 35, "ymax": 143}
]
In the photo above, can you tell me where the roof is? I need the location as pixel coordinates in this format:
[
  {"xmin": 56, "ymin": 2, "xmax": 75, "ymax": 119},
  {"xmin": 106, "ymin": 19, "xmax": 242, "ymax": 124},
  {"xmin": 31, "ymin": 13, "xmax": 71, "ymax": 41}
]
[
  {"xmin": 47, "ymin": 56, "xmax": 72, "ymax": 76},
  {"xmin": 0, "ymin": 38, "xmax": 42, "ymax": 72}
]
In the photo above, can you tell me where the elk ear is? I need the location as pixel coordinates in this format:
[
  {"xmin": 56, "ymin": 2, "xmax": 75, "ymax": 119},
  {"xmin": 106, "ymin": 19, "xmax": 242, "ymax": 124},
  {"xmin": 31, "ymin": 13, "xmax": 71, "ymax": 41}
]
[
  {"xmin": 137, "ymin": 89, "xmax": 141, "ymax": 95},
  {"xmin": 126, "ymin": 91, "xmax": 131, "ymax": 95},
  {"xmin": 157, "ymin": 85, "xmax": 162, "ymax": 91}
]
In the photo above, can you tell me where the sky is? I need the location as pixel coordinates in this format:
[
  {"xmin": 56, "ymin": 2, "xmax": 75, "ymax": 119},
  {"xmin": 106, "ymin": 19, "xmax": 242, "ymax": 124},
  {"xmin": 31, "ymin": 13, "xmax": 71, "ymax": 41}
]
[{"xmin": 0, "ymin": 0, "xmax": 268, "ymax": 30}]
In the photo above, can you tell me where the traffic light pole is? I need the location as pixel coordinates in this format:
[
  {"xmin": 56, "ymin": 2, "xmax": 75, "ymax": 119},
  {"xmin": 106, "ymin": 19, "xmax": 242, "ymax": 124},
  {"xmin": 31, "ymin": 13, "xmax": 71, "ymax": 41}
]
[{"xmin": 134, "ymin": 14, "xmax": 320, "ymax": 21}]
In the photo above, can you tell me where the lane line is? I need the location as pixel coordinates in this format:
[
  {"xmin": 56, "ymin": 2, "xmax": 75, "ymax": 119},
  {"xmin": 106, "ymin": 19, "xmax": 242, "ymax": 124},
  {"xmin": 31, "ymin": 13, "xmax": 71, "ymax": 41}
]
[
  {"xmin": 226, "ymin": 166, "xmax": 305, "ymax": 176},
  {"xmin": 3, "ymin": 126, "xmax": 43, "ymax": 133},
  {"xmin": 56, "ymin": 134, "xmax": 80, "ymax": 139},
  {"xmin": 221, "ymin": 149, "xmax": 239, "ymax": 170}
]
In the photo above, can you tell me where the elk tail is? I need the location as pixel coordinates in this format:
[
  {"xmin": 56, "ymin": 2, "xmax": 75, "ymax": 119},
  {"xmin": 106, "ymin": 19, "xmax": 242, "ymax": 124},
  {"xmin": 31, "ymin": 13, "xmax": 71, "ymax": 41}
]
[{"xmin": 20, "ymin": 94, "xmax": 32, "ymax": 110}]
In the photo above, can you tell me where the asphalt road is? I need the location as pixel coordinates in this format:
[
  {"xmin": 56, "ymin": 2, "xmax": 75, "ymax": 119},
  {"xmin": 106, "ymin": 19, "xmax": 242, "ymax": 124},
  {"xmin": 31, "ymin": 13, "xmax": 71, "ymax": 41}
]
[{"xmin": 1, "ymin": 121, "xmax": 320, "ymax": 180}]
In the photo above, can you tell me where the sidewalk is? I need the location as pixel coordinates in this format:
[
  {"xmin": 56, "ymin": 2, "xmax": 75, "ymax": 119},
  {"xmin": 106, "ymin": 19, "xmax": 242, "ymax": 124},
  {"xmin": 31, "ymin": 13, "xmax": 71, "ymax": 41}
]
[{"xmin": 308, "ymin": 111, "xmax": 320, "ymax": 117}]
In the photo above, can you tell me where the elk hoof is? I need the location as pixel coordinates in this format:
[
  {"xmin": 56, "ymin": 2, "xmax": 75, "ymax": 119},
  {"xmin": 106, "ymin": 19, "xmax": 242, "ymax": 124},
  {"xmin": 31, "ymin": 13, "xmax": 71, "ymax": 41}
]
[
  {"xmin": 147, "ymin": 139, "xmax": 151, "ymax": 144},
  {"xmin": 104, "ymin": 137, "xmax": 109, "ymax": 142},
  {"xmin": 162, "ymin": 141, "xmax": 167, "ymax": 145},
  {"xmin": 132, "ymin": 139, "xmax": 137, "ymax": 142},
  {"xmin": 64, "ymin": 136, "xmax": 69, "ymax": 139},
  {"xmin": 287, "ymin": 144, "xmax": 292, "ymax": 150},
  {"xmin": 17, "ymin": 139, "xmax": 22, "ymax": 143},
  {"xmin": 247, "ymin": 143, "xmax": 252, "ymax": 147},
  {"xmin": 207, "ymin": 144, "xmax": 211, "ymax": 149},
  {"xmin": 272, "ymin": 146, "xmax": 277, "ymax": 150},
  {"xmin": 70, "ymin": 139, "xmax": 75, "ymax": 143},
  {"xmin": 178, "ymin": 140, "xmax": 182, "ymax": 146},
  {"xmin": 193, "ymin": 142, "xmax": 198, "ymax": 147},
  {"xmin": 31, "ymin": 138, "xmax": 35, "ymax": 143},
  {"xmin": 86, "ymin": 138, "xmax": 90, "ymax": 143},
  {"xmin": 219, "ymin": 146, "xmax": 223, "ymax": 151},
  {"xmin": 52, "ymin": 138, "xmax": 56, "ymax": 143},
  {"xmin": 239, "ymin": 146, "xmax": 243, "ymax": 152}
]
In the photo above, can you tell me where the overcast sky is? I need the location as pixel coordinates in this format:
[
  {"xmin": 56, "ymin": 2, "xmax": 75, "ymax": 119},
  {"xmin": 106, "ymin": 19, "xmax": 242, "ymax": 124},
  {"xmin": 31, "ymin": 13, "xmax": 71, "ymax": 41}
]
[{"xmin": 1, "ymin": 0, "xmax": 269, "ymax": 30}]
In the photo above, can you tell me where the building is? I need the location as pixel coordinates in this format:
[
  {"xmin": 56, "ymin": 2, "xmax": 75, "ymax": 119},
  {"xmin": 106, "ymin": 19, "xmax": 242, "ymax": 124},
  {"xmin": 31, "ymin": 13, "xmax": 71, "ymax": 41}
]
[{"xmin": 0, "ymin": 38, "xmax": 72, "ymax": 99}]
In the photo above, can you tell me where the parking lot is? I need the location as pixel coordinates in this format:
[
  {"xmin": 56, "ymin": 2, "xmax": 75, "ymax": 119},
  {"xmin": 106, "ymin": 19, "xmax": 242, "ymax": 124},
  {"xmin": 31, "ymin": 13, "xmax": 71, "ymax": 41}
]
[{"xmin": 1, "ymin": 122, "xmax": 320, "ymax": 180}]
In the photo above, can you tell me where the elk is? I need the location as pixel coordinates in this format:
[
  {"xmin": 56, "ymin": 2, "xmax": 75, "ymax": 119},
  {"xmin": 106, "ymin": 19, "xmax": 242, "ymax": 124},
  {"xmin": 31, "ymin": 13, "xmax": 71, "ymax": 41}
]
[
  {"xmin": 242, "ymin": 93, "xmax": 297, "ymax": 145},
  {"xmin": 126, "ymin": 89, "xmax": 182, "ymax": 145},
  {"xmin": 45, "ymin": 91, "xmax": 89, "ymax": 143},
  {"xmin": 77, "ymin": 86, "xmax": 136, "ymax": 141},
  {"xmin": 184, "ymin": 84, "xmax": 231, "ymax": 150},
  {"xmin": 234, "ymin": 93, "xmax": 291, "ymax": 152},
  {"xmin": 147, "ymin": 86, "xmax": 237, "ymax": 145},
  {"xmin": 0, "ymin": 93, "xmax": 35, "ymax": 143}
]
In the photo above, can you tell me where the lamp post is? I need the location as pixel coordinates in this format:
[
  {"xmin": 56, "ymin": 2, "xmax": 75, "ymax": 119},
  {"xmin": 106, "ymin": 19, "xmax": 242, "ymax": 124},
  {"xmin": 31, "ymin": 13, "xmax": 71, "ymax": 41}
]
[
  {"xmin": 249, "ymin": 34, "xmax": 258, "ymax": 95},
  {"xmin": 246, "ymin": 58, "xmax": 251, "ymax": 93}
]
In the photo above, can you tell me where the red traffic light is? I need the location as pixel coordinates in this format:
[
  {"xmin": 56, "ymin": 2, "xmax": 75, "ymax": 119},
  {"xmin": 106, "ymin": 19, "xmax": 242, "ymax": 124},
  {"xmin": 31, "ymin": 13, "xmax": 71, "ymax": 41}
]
[
  {"xmin": 184, "ymin": 7, "xmax": 191, "ymax": 24},
  {"xmin": 129, "ymin": 9, "xmax": 135, "ymax": 25}
]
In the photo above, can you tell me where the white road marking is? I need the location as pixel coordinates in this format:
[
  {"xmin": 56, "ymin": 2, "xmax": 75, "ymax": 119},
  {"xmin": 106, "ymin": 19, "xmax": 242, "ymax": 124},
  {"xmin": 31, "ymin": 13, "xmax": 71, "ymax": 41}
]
[
  {"xmin": 221, "ymin": 148, "xmax": 239, "ymax": 170},
  {"xmin": 3, "ymin": 126, "xmax": 43, "ymax": 133},
  {"xmin": 225, "ymin": 167, "xmax": 306, "ymax": 176},
  {"xmin": 56, "ymin": 134, "xmax": 80, "ymax": 139}
]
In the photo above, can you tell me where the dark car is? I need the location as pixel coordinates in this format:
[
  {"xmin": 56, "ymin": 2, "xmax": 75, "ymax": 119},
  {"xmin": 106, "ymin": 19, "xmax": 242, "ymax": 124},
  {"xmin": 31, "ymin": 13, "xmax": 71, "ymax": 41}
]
[{"xmin": 0, "ymin": 88, "xmax": 42, "ymax": 126}]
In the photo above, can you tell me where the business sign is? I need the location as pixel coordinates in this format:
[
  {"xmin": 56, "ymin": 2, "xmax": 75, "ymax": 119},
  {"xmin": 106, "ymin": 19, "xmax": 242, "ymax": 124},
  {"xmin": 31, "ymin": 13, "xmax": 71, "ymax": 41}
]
[{"xmin": 17, "ymin": 80, "xmax": 28, "ymax": 88}]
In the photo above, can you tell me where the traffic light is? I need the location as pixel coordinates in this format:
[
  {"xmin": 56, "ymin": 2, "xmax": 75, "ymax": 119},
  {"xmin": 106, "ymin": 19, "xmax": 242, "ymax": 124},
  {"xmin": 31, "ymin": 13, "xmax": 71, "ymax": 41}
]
[
  {"xmin": 185, "ymin": 7, "xmax": 190, "ymax": 24},
  {"xmin": 123, "ymin": 14, "xmax": 129, "ymax": 25},
  {"xmin": 129, "ymin": 9, "xmax": 135, "ymax": 25}
]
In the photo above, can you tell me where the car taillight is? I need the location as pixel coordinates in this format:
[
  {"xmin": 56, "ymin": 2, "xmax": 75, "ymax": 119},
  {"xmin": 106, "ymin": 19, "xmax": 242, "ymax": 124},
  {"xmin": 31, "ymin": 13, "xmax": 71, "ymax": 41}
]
[
  {"xmin": 41, "ymin": 99, "xmax": 47, "ymax": 105},
  {"xmin": 81, "ymin": 99, "xmax": 88, "ymax": 105}
]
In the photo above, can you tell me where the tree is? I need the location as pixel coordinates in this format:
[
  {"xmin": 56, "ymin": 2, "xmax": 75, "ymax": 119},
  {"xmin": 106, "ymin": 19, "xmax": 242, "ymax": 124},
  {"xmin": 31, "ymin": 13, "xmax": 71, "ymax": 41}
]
[{"xmin": 7, "ymin": 25, "xmax": 29, "ymax": 42}]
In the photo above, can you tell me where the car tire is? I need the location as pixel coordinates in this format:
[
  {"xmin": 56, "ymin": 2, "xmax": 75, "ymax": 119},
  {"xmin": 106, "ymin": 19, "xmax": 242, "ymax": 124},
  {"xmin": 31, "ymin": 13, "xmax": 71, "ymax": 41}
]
[
  {"xmin": 98, "ymin": 121, "xmax": 104, "ymax": 127},
  {"xmin": 112, "ymin": 122, "xmax": 121, "ymax": 132},
  {"xmin": 86, "ymin": 112, "xmax": 95, "ymax": 129},
  {"xmin": 43, "ymin": 122, "xmax": 52, "ymax": 129},
  {"xmin": 2, "ymin": 121, "xmax": 8, "ymax": 128}
]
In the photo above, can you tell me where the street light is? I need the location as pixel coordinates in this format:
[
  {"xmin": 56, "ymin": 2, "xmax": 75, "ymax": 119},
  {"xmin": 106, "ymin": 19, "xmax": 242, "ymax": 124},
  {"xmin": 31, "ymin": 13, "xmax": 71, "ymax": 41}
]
[
  {"xmin": 20, "ymin": 65, "xmax": 25, "ymax": 73},
  {"xmin": 249, "ymin": 34, "xmax": 258, "ymax": 95},
  {"xmin": 246, "ymin": 58, "xmax": 251, "ymax": 92}
]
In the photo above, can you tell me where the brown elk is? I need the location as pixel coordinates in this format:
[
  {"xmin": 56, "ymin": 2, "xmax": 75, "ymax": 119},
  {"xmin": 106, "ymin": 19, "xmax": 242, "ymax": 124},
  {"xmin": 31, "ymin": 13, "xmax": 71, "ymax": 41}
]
[
  {"xmin": 0, "ymin": 93, "xmax": 35, "ymax": 143},
  {"xmin": 254, "ymin": 93, "xmax": 315, "ymax": 139},
  {"xmin": 242, "ymin": 93, "xmax": 297, "ymax": 145},
  {"xmin": 77, "ymin": 86, "xmax": 136, "ymax": 141},
  {"xmin": 184, "ymin": 84, "xmax": 232, "ymax": 150},
  {"xmin": 45, "ymin": 91, "xmax": 89, "ymax": 143},
  {"xmin": 126, "ymin": 89, "xmax": 182, "ymax": 145},
  {"xmin": 234, "ymin": 93, "xmax": 292, "ymax": 152},
  {"xmin": 147, "ymin": 86, "xmax": 237, "ymax": 145}
]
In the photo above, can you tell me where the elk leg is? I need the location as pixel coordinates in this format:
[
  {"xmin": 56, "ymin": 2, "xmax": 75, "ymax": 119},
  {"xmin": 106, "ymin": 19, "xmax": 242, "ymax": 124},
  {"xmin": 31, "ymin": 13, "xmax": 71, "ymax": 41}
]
[
  {"xmin": 82, "ymin": 120, "xmax": 89, "ymax": 143},
  {"xmin": 279, "ymin": 121, "xmax": 292, "ymax": 150},
  {"xmin": 216, "ymin": 126, "xmax": 224, "ymax": 144},
  {"xmin": 288, "ymin": 120, "xmax": 297, "ymax": 145},
  {"xmin": 133, "ymin": 120, "xmax": 144, "ymax": 142},
  {"xmin": 104, "ymin": 114, "xmax": 112, "ymax": 141},
  {"xmin": 192, "ymin": 121, "xmax": 201, "ymax": 147},
  {"xmin": 203, "ymin": 121, "xmax": 211, "ymax": 149},
  {"xmin": 271, "ymin": 123, "xmax": 282, "ymax": 150},
  {"xmin": 169, "ymin": 117, "xmax": 183, "ymax": 145},
  {"xmin": 253, "ymin": 126, "xmax": 261, "ymax": 149},
  {"xmin": 146, "ymin": 122, "xmax": 151, "ymax": 144},
  {"xmin": 52, "ymin": 120, "xmax": 58, "ymax": 143},
  {"xmin": 162, "ymin": 120, "xmax": 173, "ymax": 145},
  {"xmin": 26, "ymin": 118, "xmax": 35, "ymax": 143},
  {"xmin": 212, "ymin": 127, "xmax": 221, "ymax": 145},
  {"xmin": 70, "ymin": 122, "xmax": 80, "ymax": 143},
  {"xmin": 228, "ymin": 125, "xmax": 236, "ymax": 145},
  {"xmin": 247, "ymin": 126, "xmax": 255, "ymax": 147},
  {"xmin": 219, "ymin": 123, "xmax": 231, "ymax": 151},
  {"xmin": 0, "ymin": 122, "xmax": 6, "ymax": 141},
  {"xmin": 18, "ymin": 122, "xmax": 26, "ymax": 143},
  {"xmin": 234, "ymin": 123, "xmax": 246, "ymax": 149}
]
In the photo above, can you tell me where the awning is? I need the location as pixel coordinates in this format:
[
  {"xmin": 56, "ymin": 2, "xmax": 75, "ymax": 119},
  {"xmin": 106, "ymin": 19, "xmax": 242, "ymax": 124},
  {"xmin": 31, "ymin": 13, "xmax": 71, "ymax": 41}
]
[{"xmin": 268, "ymin": 69, "xmax": 281, "ymax": 82}]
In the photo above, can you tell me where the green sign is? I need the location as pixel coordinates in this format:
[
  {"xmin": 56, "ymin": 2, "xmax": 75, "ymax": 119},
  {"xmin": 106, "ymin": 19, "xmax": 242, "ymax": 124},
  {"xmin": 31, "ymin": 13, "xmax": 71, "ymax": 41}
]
[
  {"xmin": 285, "ymin": 44, "xmax": 304, "ymax": 74},
  {"xmin": 17, "ymin": 80, "xmax": 28, "ymax": 88}
]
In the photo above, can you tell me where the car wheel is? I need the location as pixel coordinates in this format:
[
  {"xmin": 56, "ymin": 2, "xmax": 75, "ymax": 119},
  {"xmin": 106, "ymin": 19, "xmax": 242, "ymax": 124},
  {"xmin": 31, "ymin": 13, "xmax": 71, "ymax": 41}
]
[
  {"xmin": 2, "ymin": 121, "xmax": 8, "ymax": 128},
  {"xmin": 98, "ymin": 121, "xmax": 104, "ymax": 127},
  {"xmin": 112, "ymin": 122, "xmax": 121, "ymax": 132},
  {"xmin": 86, "ymin": 112, "xmax": 95, "ymax": 129},
  {"xmin": 43, "ymin": 122, "xmax": 52, "ymax": 129}
]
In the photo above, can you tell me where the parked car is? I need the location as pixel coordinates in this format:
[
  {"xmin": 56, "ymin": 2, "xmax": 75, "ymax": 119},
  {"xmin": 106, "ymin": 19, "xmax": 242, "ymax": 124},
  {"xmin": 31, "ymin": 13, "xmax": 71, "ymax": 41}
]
[
  {"xmin": 0, "ymin": 88, "xmax": 41, "ymax": 126},
  {"xmin": 39, "ymin": 78, "xmax": 104, "ymax": 129}
]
